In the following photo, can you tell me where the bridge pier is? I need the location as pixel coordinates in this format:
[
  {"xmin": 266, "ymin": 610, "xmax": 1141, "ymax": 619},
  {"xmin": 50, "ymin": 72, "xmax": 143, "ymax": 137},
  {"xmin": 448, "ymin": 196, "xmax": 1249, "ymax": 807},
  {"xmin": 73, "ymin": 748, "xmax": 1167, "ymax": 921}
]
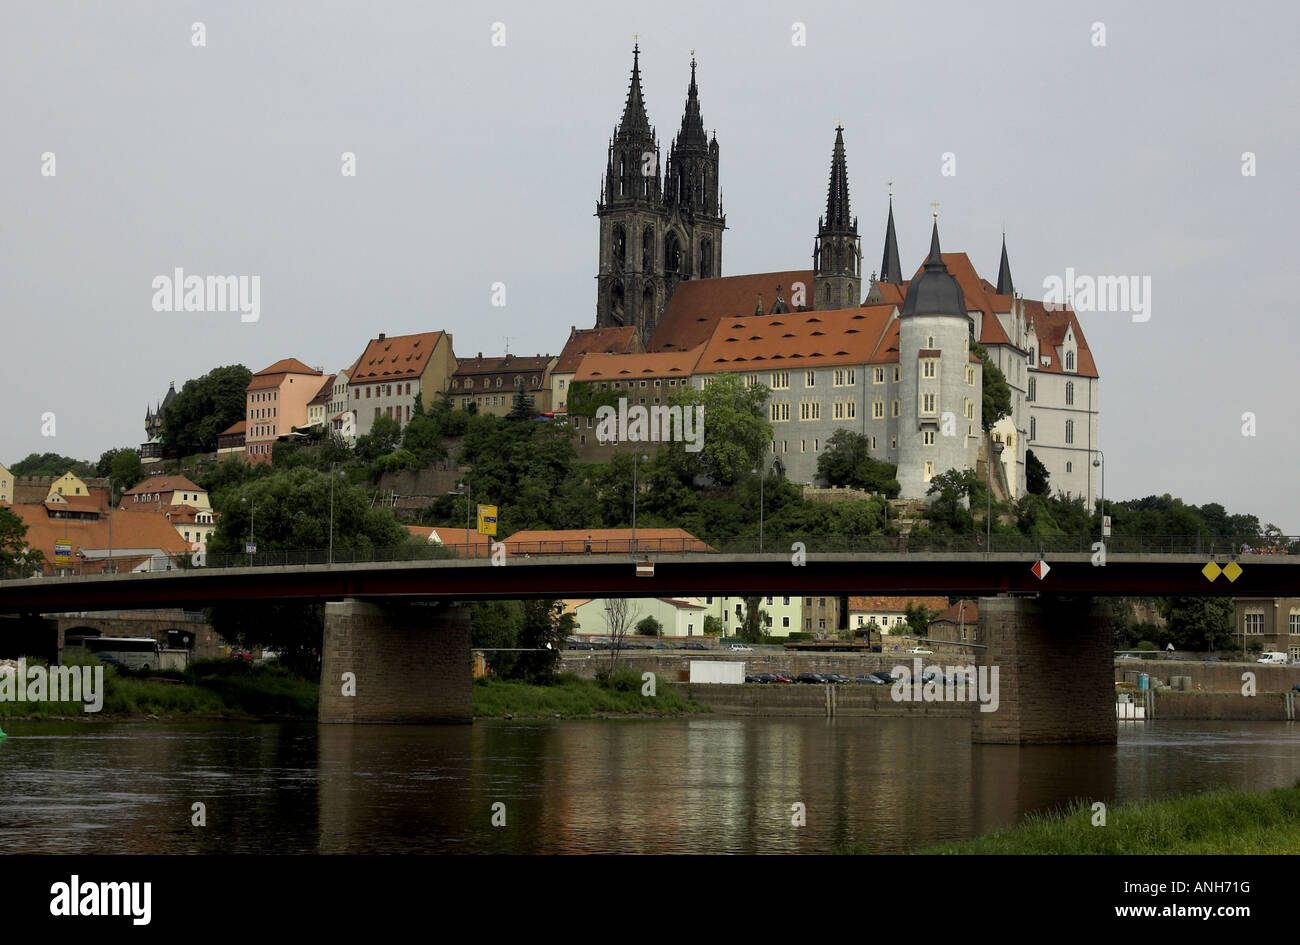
[
  {"xmin": 973, "ymin": 595, "xmax": 1115, "ymax": 745},
  {"xmin": 319, "ymin": 600, "xmax": 472, "ymax": 724}
]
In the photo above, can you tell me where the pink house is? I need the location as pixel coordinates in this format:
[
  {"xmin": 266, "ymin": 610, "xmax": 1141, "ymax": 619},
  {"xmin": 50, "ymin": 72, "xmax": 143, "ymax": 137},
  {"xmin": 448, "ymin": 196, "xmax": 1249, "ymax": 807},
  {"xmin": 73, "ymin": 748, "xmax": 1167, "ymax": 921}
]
[{"xmin": 245, "ymin": 358, "xmax": 323, "ymax": 464}]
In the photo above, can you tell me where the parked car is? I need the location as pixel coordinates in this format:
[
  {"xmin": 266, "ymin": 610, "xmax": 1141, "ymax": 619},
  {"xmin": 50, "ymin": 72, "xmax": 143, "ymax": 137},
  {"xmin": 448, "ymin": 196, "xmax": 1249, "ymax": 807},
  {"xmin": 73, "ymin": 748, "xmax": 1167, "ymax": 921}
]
[
  {"xmin": 729, "ymin": 644, "xmax": 754, "ymax": 652},
  {"xmin": 796, "ymin": 673, "xmax": 826, "ymax": 684},
  {"xmin": 1165, "ymin": 654, "xmax": 1188, "ymax": 661},
  {"xmin": 751, "ymin": 673, "xmax": 776, "ymax": 684},
  {"xmin": 652, "ymin": 644, "xmax": 671, "ymax": 650},
  {"xmin": 824, "ymin": 673, "xmax": 851, "ymax": 684},
  {"xmin": 567, "ymin": 640, "xmax": 594, "ymax": 650},
  {"xmin": 1257, "ymin": 652, "xmax": 1289, "ymax": 665},
  {"xmin": 869, "ymin": 670, "xmax": 899, "ymax": 684},
  {"xmin": 1117, "ymin": 653, "xmax": 1140, "ymax": 660},
  {"xmin": 684, "ymin": 642, "xmax": 708, "ymax": 651},
  {"xmin": 1203, "ymin": 655, "xmax": 1225, "ymax": 662},
  {"xmin": 855, "ymin": 673, "xmax": 887, "ymax": 685},
  {"xmin": 908, "ymin": 647, "xmax": 933, "ymax": 655},
  {"xmin": 769, "ymin": 672, "xmax": 794, "ymax": 683}
]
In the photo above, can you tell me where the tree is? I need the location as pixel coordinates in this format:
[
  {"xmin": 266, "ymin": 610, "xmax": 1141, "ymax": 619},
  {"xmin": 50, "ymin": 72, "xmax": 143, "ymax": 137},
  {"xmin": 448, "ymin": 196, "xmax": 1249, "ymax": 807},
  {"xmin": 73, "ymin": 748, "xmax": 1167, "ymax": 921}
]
[
  {"xmin": 925, "ymin": 468, "xmax": 978, "ymax": 534},
  {"xmin": 1025, "ymin": 449, "xmax": 1050, "ymax": 497},
  {"xmin": 903, "ymin": 601, "xmax": 937, "ymax": 636},
  {"xmin": 162, "ymin": 364, "xmax": 253, "ymax": 453},
  {"xmin": 355, "ymin": 415, "xmax": 403, "ymax": 463},
  {"xmin": 635, "ymin": 615, "xmax": 662, "ymax": 637},
  {"xmin": 9, "ymin": 453, "xmax": 94, "ymax": 479},
  {"xmin": 1159, "ymin": 597, "xmax": 1235, "ymax": 652},
  {"xmin": 96, "ymin": 448, "xmax": 121, "ymax": 478},
  {"xmin": 512, "ymin": 600, "xmax": 574, "ymax": 683},
  {"xmin": 970, "ymin": 341, "xmax": 1012, "ymax": 431},
  {"xmin": 703, "ymin": 614, "xmax": 727, "ymax": 637},
  {"xmin": 816, "ymin": 429, "xmax": 901, "ymax": 496},
  {"xmin": 108, "ymin": 449, "xmax": 144, "ymax": 493},
  {"xmin": 506, "ymin": 388, "xmax": 537, "ymax": 421},
  {"xmin": 0, "ymin": 506, "xmax": 44, "ymax": 578},
  {"xmin": 739, "ymin": 596, "xmax": 767, "ymax": 643},
  {"xmin": 668, "ymin": 373, "xmax": 771, "ymax": 487},
  {"xmin": 603, "ymin": 597, "xmax": 639, "ymax": 668}
]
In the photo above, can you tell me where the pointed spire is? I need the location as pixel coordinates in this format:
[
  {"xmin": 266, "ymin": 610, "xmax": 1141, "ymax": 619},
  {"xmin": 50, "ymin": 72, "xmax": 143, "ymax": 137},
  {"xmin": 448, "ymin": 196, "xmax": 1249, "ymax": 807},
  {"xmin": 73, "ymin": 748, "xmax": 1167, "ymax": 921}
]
[
  {"xmin": 996, "ymin": 233, "xmax": 1014, "ymax": 295},
  {"xmin": 879, "ymin": 192, "xmax": 902, "ymax": 285},
  {"xmin": 618, "ymin": 43, "xmax": 652, "ymax": 139},
  {"xmin": 824, "ymin": 125, "xmax": 852, "ymax": 231},
  {"xmin": 755, "ymin": 294, "xmax": 765, "ymax": 316},
  {"xmin": 675, "ymin": 52, "xmax": 708, "ymax": 149},
  {"xmin": 925, "ymin": 216, "xmax": 944, "ymax": 268}
]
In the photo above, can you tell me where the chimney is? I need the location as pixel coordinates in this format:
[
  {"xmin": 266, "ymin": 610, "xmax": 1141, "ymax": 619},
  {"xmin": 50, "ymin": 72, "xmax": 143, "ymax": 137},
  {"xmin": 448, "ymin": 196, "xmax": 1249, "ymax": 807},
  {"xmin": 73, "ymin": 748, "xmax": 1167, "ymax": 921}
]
[
  {"xmin": 378, "ymin": 333, "xmax": 386, "ymax": 341},
  {"xmin": 477, "ymin": 352, "xmax": 482, "ymax": 359}
]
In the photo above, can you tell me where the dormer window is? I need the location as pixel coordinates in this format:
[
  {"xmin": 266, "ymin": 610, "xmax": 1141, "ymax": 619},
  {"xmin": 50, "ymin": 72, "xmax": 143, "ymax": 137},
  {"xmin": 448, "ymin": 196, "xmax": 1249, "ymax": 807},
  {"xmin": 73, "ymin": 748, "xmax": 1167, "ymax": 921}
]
[{"xmin": 1065, "ymin": 351, "xmax": 1076, "ymax": 371}]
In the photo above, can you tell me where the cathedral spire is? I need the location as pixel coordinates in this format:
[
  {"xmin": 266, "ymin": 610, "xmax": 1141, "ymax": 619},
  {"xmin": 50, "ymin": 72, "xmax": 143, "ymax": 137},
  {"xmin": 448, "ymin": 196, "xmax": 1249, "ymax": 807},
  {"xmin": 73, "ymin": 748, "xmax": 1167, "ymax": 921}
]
[
  {"xmin": 675, "ymin": 52, "xmax": 708, "ymax": 149},
  {"xmin": 996, "ymin": 233, "xmax": 1014, "ymax": 295},
  {"xmin": 879, "ymin": 191, "xmax": 903, "ymax": 285},
  {"xmin": 618, "ymin": 43, "xmax": 652, "ymax": 139},
  {"xmin": 824, "ymin": 124, "xmax": 852, "ymax": 231}
]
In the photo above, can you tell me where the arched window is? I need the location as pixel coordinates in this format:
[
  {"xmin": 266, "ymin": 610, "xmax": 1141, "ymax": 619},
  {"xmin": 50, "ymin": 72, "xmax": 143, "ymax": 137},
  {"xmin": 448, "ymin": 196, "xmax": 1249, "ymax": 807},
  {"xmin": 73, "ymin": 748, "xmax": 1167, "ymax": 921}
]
[
  {"xmin": 1030, "ymin": 417, "xmax": 1036, "ymax": 440},
  {"xmin": 1027, "ymin": 377, "xmax": 1036, "ymax": 401},
  {"xmin": 612, "ymin": 225, "xmax": 626, "ymax": 270},
  {"xmin": 642, "ymin": 227, "xmax": 654, "ymax": 272},
  {"xmin": 824, "ymin": 283, "xmax": 831, "ymax": 306},
  {"xmin": 1065, "ymin": 381, "xmax": 1074, "ymax": 405},
  {"xmin": 1065, "ymin": 419, "xmax": 1074, "ymax": 444},
  {"xmin": 618, "ymin": 154, "xmax": 627, "ymax": 196},
  {"xmin": 700, "ymin": 239, "xmax": 713, "ymax": 278},
  {"xmin": 1065, "ymin": 351, "xmax": 1075, "ymax": 371},
  {"xmin": 664, "ymin": 233, "xmax": 682, "ymax": 275}
]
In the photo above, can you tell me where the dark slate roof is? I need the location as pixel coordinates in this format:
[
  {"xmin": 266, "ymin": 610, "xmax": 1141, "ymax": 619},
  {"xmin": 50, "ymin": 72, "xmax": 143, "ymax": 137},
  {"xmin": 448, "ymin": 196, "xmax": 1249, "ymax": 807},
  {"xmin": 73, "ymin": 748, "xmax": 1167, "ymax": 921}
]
[
  {"xmin": 879, "ymin": 198, "xmax": 903, "ymax": 285},
  {"xmin": 996, "ymin": 236, "xmax": 1014, "ymax": 296},
  {"xmin": 901, "ymin": 220, "xmax": 967, "ymax": 318}
]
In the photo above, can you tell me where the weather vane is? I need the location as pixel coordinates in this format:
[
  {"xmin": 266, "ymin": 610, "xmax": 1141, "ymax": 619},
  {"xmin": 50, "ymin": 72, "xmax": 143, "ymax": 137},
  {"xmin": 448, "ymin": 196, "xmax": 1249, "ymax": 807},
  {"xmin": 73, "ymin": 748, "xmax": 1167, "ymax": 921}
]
[{"xmin": 930, "ymin": 201, "xmax": 940, "ymax": 218}]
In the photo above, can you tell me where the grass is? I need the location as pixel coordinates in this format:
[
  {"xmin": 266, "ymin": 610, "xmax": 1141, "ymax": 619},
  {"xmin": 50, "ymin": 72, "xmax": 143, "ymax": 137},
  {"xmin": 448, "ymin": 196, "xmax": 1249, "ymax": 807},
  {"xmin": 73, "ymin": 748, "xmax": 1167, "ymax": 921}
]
[
  {"xmin": 0, "ymin": 654, "xmax": 317, "ymax": 719},
  {"xmin": 473, "ymin": 672, "xmax": 709, "ymax": 718},
  {"xmin": 841, "ymin": 782, "xmax": 1300, "ymax": 854}
]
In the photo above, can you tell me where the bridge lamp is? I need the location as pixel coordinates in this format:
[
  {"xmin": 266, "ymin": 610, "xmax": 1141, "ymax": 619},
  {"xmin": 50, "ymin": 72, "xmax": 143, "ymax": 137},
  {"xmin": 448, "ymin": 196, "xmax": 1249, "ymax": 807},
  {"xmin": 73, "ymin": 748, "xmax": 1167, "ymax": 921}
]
[
  {"xmin": 449, "ymin": 481, "xmax": 472, "ymax": 556},
  {"xmin": 240, "ymin": 496, "xmax": 255, "ymax": 556},
  {"xmin": 631, "ymin": 454, "xmax": 649, "ymax": 553}
]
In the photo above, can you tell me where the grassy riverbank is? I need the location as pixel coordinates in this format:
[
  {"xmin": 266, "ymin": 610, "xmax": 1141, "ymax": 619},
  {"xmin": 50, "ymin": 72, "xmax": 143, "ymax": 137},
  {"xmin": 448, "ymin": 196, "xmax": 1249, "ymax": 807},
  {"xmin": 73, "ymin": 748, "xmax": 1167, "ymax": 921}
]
[
  {"xmin": 854, "ymin": 783, "xmax": 1300, "ymax": 854},
  {"xmin": 0, "ymin": 657, "xmax": 318, "ymax": 720},
  {"xmin": 473, "ymin": 672, "xmax": 709, "ymax": 718}
]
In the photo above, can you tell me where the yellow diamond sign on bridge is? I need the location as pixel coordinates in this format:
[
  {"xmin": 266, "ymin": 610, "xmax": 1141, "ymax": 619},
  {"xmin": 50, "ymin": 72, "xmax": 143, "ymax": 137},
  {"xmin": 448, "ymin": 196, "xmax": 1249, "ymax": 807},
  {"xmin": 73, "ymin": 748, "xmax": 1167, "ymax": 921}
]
[
  {"xmin": 1222, "ymin": 561, "xmax": 1243, "ymax": 582},
  {"xmin": 1201, "ymin": 562, "xmax": 1222, "ymax": 582}
]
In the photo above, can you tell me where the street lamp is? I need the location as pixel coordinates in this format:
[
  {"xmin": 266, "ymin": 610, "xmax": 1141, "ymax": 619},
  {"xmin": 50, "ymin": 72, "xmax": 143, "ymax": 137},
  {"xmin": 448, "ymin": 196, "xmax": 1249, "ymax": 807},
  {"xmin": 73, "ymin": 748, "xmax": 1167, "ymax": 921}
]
[
  {"xmin": 1092, "ymin": 449, "xmax": 1106, "ymax": 540},
  {"xmin": 631, "ymin": 453, "xmax": 648, "ymax": 553},
  {"xmin": 449, "ymin": 481, "xmax": 472, "ymax": 556},
  {"xmin": 754, "ymin": 461, "xmax": 767, "ymax": 553},
  {"xmin": 241, "ymin": 496, "xmax": 255, "ymax": 559},
  {"xmin": 987, "ymin": 440, "xmax": 1004, "ymax": 551}
]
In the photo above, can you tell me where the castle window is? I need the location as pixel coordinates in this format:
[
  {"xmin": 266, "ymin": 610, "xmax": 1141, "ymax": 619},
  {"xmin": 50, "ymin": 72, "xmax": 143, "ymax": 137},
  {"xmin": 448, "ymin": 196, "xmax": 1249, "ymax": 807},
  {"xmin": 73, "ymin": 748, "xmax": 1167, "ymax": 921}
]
[
  {"xmin": 923, "ymin": 431, "xmax": 935, "ymax": 446},
  {"xmin": 805, "ymin": 370, "xmax": 816, "ymax": 388},
  {"xmin": 1065, "ymin": 419, "xmax": 1074, "ymax": 444},
  {"xmin": 700, "ymin": 239, "xmax": 713, "ymax": 279},
  {"xmin": 922, "ymin": 359, "xmax": 936, "ymax": 379},
  {"xmin": 922, "ymin": 393, "xmax": 936, "ymax": 414},
  {"xmin": 1030, "ymin": 417, "xmax": 1036, "ymax": 440},
  {"xmin": 872, "ymin": 400, "xmax": 884, "ymax": 419},
  {"xmin": 1065, "ymin": 381, "xmax": 1074, "ymax": 406},
  {"xmin": 1027, "ymin": 377, "xmax": 1036, "ymax": 401},
  {"xmin": 892, "ymin": 399, "xmax": 900, "ymax": 417},
  {"xmin": 924, "ymin": 461, "xmax": 934, "ymax": 482},
  {"xmin": 891, "ymin": 436, "xmax": 897, "ymax": 450},
  {"xmin": 893, "ymin": 366, "xmax": 901, "ymax": 383},
  {"xmin": 873, "ymin": 367, "xmax": 884, "ymax": 384},
  {"xmin": 1066, "ymin": 462, "xmax": 1073, "ymax": 473},
  {"xmin": 1065, "ymin": 351, "xmax": 1076, "ymax": 371}
]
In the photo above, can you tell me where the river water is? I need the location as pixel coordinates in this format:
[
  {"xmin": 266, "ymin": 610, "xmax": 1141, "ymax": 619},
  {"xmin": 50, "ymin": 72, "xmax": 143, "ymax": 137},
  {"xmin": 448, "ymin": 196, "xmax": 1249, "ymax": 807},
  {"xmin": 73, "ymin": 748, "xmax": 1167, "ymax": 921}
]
[{"xmin": 1, "ymin": 718, "xmax": 1296, "ymax": 853}]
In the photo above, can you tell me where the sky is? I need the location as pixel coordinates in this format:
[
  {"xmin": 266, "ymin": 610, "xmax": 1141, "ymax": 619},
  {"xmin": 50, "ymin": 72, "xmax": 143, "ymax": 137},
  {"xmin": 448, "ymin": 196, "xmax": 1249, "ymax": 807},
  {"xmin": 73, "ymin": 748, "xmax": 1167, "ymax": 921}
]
[{"xmin": 2, "ymin": 0, "xmax": 1297, "ymax": 529}]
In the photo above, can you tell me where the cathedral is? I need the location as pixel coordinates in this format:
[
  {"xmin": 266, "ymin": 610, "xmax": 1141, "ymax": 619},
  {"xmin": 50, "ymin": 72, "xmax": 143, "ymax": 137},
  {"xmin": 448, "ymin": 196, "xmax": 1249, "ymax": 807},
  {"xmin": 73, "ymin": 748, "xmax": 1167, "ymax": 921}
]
[{"xmin": 588, "ymin": 48, "xmax": 1101, "ymax": 507}]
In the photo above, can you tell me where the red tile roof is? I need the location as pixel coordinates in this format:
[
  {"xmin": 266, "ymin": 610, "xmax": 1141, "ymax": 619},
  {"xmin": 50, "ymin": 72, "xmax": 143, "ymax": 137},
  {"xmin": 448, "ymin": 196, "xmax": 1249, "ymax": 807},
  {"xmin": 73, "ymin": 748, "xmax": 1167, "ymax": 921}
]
[
  {"xmin": 122, "ymin": 475, "xmax": 204, "ymax": 497},
  {"xmin": 694, "ymin": 305, "xmax": 898, "ymax": 372},
  {"xmin": 1025, "ymin": 304, "xmax": 1099, "ymax": 378},
  {"xmin": 219, "ymin": 420, "xmax": 246, "ymax": 436},
  {"xmin": 575, "ymin": 348, "xmax": 704, "ymax": 382},
  {"xmin": 349, "ymin": 332, "xmax": 446, "ymax": 383},
  {"xmin": 555, "ymin": 326, "xmax": 644, "ymax": 374},
  {"xmin": 405, "ymin": 524, "xmax": 493, "ymax": 558},
  {"xmin": 848, "ymin": 595, "xmax": 950, "ymax": 613},
  {"xmin": 308, "ymin": 374, "xmax": 336, "ymax": 406},
  {"xmin": 649, "ymin": 271, "xmax": 815, "ymax": 352},
  {"xmin": 931, "ymin": 600, "xmax": 979, "ymax": 624},
  {"xmin": 10, "ymin": 505, "xmax": 189, "ymax": 573}
]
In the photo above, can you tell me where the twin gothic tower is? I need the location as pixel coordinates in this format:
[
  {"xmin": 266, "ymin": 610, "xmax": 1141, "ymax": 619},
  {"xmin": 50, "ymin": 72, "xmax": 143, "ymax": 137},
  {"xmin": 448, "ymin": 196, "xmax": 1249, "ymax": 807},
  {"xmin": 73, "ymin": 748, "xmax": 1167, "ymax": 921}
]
[
  {"xmin": 595, "ymin": 46, "xmax": 725, "ymax": 341},
  {"xmin": 595, "ymin": 46, "xmax": 863, "ymax": 344}
]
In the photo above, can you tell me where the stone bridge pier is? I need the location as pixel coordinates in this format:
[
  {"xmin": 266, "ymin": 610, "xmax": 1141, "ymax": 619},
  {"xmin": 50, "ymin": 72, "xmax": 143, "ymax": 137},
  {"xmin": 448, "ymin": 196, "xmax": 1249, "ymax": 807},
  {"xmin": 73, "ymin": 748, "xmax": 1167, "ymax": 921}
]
[
  {"xmin": 319, "ymin": 600, "xmax": 472, "ymax": 724},
  {"xmin": 973, "ymin": 595, "xmax": 1115, "ymax": 745}
]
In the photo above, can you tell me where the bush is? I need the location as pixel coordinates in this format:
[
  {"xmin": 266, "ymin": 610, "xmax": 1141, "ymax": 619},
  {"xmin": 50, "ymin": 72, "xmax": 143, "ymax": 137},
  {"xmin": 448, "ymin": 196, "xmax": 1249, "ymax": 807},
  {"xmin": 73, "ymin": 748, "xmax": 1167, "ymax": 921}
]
[
  {"xmin": 595, "ymin": 665, "xmax": 642, "ymax": 692},
  {"xmin": 1135, "ymin": 640, "xmax": 1157, "ymax": 651}
]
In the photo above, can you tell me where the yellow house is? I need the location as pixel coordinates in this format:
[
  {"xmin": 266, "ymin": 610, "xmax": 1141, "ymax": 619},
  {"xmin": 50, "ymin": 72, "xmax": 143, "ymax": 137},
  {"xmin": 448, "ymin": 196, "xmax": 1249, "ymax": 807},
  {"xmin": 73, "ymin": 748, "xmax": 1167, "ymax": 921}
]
[
  {"xmin": 47, "ymin": 472, "xmax": 90, "ymax": 499},
  {"xmin": 0, "ymin": 462, "xmax": 12, "ymax": 505}
]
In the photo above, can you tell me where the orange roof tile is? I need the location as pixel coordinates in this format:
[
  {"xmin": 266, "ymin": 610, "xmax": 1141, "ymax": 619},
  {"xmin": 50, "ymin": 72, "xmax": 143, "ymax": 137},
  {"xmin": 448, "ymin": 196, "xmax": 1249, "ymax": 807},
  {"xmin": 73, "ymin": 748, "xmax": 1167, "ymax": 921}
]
[
  {"xmin": 10, "ymin": 505, "xmax": 189, "ymax": 573},
  {"xmin": 308, "ymin": 374, "xmax": 336, "ymax": 406},
  {"xmin": 349, "ymin": 332, "xmax": 446, "ymax": 383},
  {"xmin": 254, "ymin": 357, "xmax": 319, "ymax": 376},
  {"xmin": 574, "ymin": 347, "xmax": 704, "ymax": 382},
  {"xmin": 555, "ymin": 326, "xmax": 644, "ymax": 374},
  {"xmin": 1024, "ymin": 304, "xmax": 1099, "ymax": 378},
  {"xmin": 848, "ymin": 595, "xmax": 950, "ymax": 613},
  {"xmin": 649, "ymin": 271, "xmax": 815, "ymax": 352},
  {"xmin": 694, "ymin": 305, "xmax": 898, "ymax": 372},
  {"xmin": 931, "ymin": 600, "xmax": 979, "ymax": 624},
  {"xmin": 122, "ymin": 475, "xmax": 203, "ymax": 497}
]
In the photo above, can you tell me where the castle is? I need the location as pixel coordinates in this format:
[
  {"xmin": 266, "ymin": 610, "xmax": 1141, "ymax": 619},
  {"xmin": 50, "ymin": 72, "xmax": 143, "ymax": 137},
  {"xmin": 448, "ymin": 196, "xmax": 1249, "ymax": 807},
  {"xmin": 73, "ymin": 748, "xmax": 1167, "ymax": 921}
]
[{"xmin": 586, "ymin": 46, "xmax": 1100, "ymax": 506}]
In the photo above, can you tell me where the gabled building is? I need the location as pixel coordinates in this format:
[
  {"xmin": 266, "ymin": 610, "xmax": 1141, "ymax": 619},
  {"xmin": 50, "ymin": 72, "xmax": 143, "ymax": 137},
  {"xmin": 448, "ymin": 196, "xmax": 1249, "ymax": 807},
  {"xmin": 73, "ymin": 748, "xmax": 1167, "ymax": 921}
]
[
  {"xmin": 119, "ymin": 475, "xmax": 216, "ymax": 547},
  {"xmin": 848, "ymin": 596, "xmax": 950, "ymax": 635},
  {"xmin": 304, "ymin": 374, "xmax": 336, "ymax": 431},
  {"xmin": 0, "ymin": 462, "xmax": 11, "ymax": 506},
  {"xmin": 552, "ymin": 325, "xmax": 644, "ymax": 414},
  {"xmin": 244, "ymin": 358, "xmax": 324, "ymax": 464},
  {"xmin": 347, "ymin": 331, "xmax": 457, "ymax": 436},
  {"xmin": 450, "ymin": 353, "xmax": 557, "ymax": 418}
]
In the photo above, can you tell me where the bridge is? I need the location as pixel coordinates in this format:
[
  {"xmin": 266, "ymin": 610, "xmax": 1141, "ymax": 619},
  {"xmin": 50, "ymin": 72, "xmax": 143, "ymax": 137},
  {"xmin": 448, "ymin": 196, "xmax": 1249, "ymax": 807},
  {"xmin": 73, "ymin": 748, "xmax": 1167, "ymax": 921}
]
[{"xmin": 3, "ymin": 542, "xmax": 1295, "ymax": 743}]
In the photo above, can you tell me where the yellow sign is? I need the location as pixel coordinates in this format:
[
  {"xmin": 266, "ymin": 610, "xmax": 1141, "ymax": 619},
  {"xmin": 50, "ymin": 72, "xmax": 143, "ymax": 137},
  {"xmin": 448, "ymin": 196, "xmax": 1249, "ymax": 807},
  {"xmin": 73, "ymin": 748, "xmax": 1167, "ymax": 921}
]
[
  {"xmin": 477, "ymin": 505, "xmax": 497, "ymax": 537},
  {"xmin": 1202, "ymin": 561, "xmax": 1221, "ymax": 582},
  {"xmin": 54, "ymin": 540, "xmax": 72, "ymax": 568},
  {"xmin": 1222, "ymin": 561, "xmax": 1242, "ymax": 582}
]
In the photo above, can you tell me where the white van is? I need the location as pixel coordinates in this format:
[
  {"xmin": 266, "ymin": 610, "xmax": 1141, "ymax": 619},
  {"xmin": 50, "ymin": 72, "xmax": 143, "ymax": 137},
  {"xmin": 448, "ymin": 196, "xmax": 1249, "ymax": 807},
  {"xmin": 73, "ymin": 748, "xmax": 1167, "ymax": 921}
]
[{"xmin": 1256, "ymin": 652, "xmax": 1288, "ymax": 664}]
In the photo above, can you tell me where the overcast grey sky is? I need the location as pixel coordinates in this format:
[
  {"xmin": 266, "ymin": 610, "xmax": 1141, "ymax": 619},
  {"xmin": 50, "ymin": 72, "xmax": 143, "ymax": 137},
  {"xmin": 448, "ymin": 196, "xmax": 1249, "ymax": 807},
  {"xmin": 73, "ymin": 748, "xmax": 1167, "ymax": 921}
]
[{"xmin": 2, "ymin": 1, "xmax": 1297, "ymax": 529}]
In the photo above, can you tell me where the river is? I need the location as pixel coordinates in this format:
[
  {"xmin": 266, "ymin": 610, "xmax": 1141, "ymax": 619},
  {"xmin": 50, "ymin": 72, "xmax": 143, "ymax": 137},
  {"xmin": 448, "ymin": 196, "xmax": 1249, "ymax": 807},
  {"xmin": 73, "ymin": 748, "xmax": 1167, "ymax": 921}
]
[{"xmin": 1, "ymin": 718, "xmax": 1296, "ymax": 853}]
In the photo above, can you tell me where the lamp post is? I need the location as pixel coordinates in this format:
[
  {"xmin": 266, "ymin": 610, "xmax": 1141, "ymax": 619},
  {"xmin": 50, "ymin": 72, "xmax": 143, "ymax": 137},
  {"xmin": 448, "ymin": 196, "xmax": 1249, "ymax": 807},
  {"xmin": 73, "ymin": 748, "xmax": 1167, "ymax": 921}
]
[
  {"xmin": 449, "ymin": 481, "xmax": 473, "ymax": 555},
  {"xmin": 754, "ymin": 461, "xmax": 767, "ymax": 553},
  {"xmin": 328, "ymin": 464, "xmax": 344, "ymax": 565},
  {"xmin": 631, "ymin": 453, "xmax": 648, "ymax": 553},
  {"xmin": 241, "ymin": 496, "xmax": 255, "ymax": 560},
  {"xmin": 1092, "ymin": 449, "xmax": 1106, "ymax": 540},
  {"xmin": 987, "ymin": 440, "xmax": 1004, "ymax": 551}
]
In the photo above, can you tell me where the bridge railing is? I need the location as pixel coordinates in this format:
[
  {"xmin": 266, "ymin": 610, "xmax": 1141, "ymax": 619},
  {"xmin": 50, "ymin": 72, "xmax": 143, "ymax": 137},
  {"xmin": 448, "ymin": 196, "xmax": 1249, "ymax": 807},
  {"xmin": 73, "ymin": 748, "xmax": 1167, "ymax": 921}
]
[{"xmin": 2, "ymin": 533, "xmax": 1295, "ymax": 582}]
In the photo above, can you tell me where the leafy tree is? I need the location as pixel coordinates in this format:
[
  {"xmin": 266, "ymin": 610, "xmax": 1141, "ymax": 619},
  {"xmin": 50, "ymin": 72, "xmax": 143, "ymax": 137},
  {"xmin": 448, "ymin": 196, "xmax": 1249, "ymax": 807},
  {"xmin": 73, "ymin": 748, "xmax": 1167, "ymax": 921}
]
[
  {"xmin": 470, "ymin": 600, "xmax": 525, "ymax": 678},
  {"xmin": 970, "ymin": 341, "xmax": 1012, "ymax": 431},
  {"xmin": 0, "ymin": 506, "xmax": 44, "ymax": 577},
  {"xmin": 162, "ymin": 364, "xmax": 252, "ymax": 452},
  {"xmin": 108, "ymin": 449, "xmax": 144, "ymax": 493},
  {"xmin": 9, "ymin": 453, "xmax": 95, "ymax": 479},
  {"xmin": 506, "ymin": 388, "xmax": 537, "ymax": 421},
  {"xmin": 925, "ymin": 468, "xmax": 978, "ymax": 534},
  {"xmin": 635, "ymin": 615, "xmax": 663, "ymax": 637},
  {"xmin": 512, "ymin": 600, "xmax": 574, "ymax": 683},
  {"xmin": 355, "ymin": 415, "xmax": 403, "ymax": 462},
  {"xmin": 904, "ymin": 601, "xmax": 938, "ymax": 636},
  {"xmin": 400, "ymin": 411, "xmax": 445, "ymax": 464},
  {"xmin": 667, "ymin": 373, "xmax": 771, "ymax": 487},
  {"xmin": 1159, "ymin": 597, "xmax": 1235, "ymax": 652},
  {"xmin": 739, "ymin": 596, "xmax": 767, "ymax": 644},
  {"xmin": 1025, "ymin": 449, "xmax": 1050, "ymax": 497},
  {"xmin": 703, "ymin": 614, "xmax": 727, "ymax": 637},
  {"xmin": 816, "ymin": 429, "xmax": 901, "ymax": 496},
  {"xmin": 96, "ymin": 449, "xmax": 121, "ymax": 478}
]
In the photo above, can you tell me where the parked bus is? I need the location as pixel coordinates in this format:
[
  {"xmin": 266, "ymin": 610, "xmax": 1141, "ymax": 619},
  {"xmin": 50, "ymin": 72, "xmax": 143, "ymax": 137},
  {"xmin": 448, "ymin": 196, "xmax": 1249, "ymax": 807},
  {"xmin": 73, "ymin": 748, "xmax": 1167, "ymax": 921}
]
[{"xmin": 79, "ymin": 636, "xmax": 162, "ymax": 671}]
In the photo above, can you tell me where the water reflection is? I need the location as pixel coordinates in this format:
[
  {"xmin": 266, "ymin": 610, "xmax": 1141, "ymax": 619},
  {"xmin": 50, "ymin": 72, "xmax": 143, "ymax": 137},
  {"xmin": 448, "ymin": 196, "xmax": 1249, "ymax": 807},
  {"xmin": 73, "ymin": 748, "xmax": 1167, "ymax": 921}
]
[{"xmin": 0, "ymin": 718, "xmax": 1295, "ymax": 853}]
